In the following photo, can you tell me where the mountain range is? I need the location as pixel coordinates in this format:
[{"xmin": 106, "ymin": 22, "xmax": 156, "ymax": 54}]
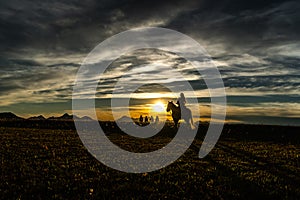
[
  {"xmin": 0, "ymin": 112, "xmax": 24, "ymax": 120},
  {"xmin": 0, "ymin": 112, "xmax": 93, "ymax": 121}
]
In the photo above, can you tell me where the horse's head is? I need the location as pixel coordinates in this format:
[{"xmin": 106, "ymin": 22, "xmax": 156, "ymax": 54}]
[{"xmin": 166, "ymin": 101, "xmax": 172, "ymax": 112}]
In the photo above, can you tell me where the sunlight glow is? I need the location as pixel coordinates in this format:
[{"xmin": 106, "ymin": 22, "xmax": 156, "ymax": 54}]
[{"xmin": 152, "ymin": 101, "xmax": 165, "ymax": 112}]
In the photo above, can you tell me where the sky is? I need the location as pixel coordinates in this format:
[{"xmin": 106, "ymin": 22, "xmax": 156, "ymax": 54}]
[{"xmin": 0, "ymin": 0, "xmax": 299, "ymax": 125}]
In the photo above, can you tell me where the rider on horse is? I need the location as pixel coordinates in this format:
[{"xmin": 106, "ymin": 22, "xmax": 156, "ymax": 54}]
[
  {"xmin": 166, "ymin": 93, "xmax": 193, "ymax": 128},
  {"xmin": 176, "ymin": 92, "xmax": 186, "ymax": 108}
]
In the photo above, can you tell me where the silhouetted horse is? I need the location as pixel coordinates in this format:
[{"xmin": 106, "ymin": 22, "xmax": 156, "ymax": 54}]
[{"xmin": 166, "ymin": 101, "xmax": 193, "ymax": 128}]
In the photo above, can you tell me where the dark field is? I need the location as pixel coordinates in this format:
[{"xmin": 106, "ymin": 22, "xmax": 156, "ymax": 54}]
[{"xmin": 0, "ymin": 121, "xmax": 299, "ymax": 199}]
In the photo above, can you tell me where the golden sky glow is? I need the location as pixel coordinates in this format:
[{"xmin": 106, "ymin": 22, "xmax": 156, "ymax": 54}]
[{"xmin": 151, "ymin": 101, "xmax": 165, "ymax": 113}]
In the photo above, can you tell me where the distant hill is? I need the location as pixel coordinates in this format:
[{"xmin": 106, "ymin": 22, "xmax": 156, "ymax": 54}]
[
  {"xmin": 59, "ymin": 113, "xmax": 74, "ymax": 120},
  {"xmin": 80, "ymin": 116, "xmax": 94, "ymax": 121},
  {"xmin": 48, "ymin": 113, "xmax": 74, "ymax": 120},
  {"xmin": 0, "ymin": 112, "xmax": 24, "ymax": 120},
  {"xmin": 0, "ymin": 112, "xmax": 93, "ymax": 121},
  {"xmin": 47, "ymin": 113, "xmax": 93, "ymax": 121},
  {"xmin": 116, "ymin": 116, "xmax": 133, "ymax": 123},
  {"xmin": 28, "ymin": 115, "xmax": 46, "ymax": 120}
]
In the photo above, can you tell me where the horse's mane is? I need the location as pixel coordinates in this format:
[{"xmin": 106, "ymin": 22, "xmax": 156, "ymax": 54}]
[{"xmin": 168, "ymin": 101, "xmax": 177, "ymax": 107}]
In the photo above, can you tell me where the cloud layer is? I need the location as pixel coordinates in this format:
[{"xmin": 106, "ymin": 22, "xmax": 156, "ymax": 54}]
[{"xmin": 0, "ymin": 0, "xmax": 299, "ymax": 125}]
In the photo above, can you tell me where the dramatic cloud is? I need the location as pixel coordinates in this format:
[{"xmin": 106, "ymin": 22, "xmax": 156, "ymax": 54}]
[{"xmin": 0, "ymin": 0, "xmax": 299, "ymax": 124}]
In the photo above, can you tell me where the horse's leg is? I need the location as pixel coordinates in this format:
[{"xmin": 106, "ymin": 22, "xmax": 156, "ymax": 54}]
[
  {"xmin": 175, "ymin": 118, "xmax": 180, "ymax": 128},
  {"xmin": 172, "ymin": 114, "xmax": 176, "ymax": 128},
  {"xmin": 189, "ymin": 110, "xmax": 195, "ymax": 129},
  {"xmin": 184, "ymin": 110, "xmax": 193, "ymax": 128}
]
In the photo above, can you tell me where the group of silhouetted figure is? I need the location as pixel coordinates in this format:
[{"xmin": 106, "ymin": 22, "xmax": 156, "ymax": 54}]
[
  {"xmin": 137, "ymin": 93, "xmax": 193, "ymax": 127},
  {"xmin": 139, "ymin": 115, "xmax": 159, "ymax": 124}
]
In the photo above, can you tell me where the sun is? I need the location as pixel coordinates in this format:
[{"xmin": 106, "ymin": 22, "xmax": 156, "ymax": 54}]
[{"xmin": 152, "ymin": 101, "xmax": 165, "ymax": 112}]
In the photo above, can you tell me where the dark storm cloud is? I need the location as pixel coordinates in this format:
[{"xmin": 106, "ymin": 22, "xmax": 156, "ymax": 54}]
[
  {"xmin": 1, "ymin": 0, "xmax": 299, "ymax": 54},
  {"xmin": 0, "ymin": 62, "xmax": 77, "ymax": 106},
  {"xmin": 47, "ymin": 62, "xmax": 80, "ymax": 68},
  {"xmin": 0, "ymin": 58, "xmax": 41, "ymax": 67},
  {"xmin": 226, "ymin": 94, "xmax": 300, "ymax": 106},
  {"xmin": 0, "ymin": 0, "xmax": 193, "ymax": 54},
  {"xmin": 0, "ymin": 84, "xmax": 23, "ymax": 95},
  {"xmin": 0, "ymin": 0, "xmax": 117, "ymax": 53},
  {"xmin": 265, "ymin": 56, "xmax": 300, "ymax": 71},
  {"xmin": 228, "ymin": 115, "xmax": 300, "ymax": 126},
  {"xmin": 0, "ymin": 0, "xmax": 299, "ymax": 124},
  {"xmin": 166, "ymin": 0, "xmax": 300, "ymax": 47}
]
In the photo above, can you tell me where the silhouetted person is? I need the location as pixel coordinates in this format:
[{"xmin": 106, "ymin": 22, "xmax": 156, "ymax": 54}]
[
  {"xmin": 139, "ymin": 115, "xmax": 143, "ymax": 124},
  {"xmin": 176, "ymin": 92, "xmax": 186, "ymax": 108},
  {"xmin": 155, "ymin": 116, "xmax": 159, "ymax": 123},
  {"xmin": 145, "ymin": 116, "xmax": 149, "ymax": 123},
  {"xmin": 150, "ymin": 116, "xmax": 154, "ymax": 123}
]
